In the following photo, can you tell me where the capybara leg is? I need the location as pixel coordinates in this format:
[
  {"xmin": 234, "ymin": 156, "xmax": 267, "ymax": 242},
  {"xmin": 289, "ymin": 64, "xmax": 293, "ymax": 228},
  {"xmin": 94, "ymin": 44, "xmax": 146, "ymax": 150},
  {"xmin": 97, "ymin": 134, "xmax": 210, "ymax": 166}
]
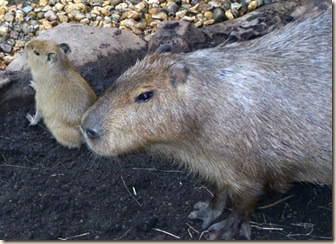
[
  {"xmin": 207, "ymin": 191, "xmax": 259, "ymax": 240},
  {"xmin": 188, "ymin": 189, "xmax": 227, "ymax": 229},
  {"xmin": 26, "ymin": 109, "xmax": 42, "ymax": 126},
  {"xmin": 51, "ymin": 126, "xmax": 83, "ymax": 148}
]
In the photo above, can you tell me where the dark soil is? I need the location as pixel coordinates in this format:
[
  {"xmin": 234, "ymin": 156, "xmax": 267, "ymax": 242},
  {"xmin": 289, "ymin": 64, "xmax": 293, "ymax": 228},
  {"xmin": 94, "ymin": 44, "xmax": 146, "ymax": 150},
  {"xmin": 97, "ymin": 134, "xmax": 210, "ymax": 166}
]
[{"xmin": 0, "ymin": 82, "xmax": 332, "ymax": 240}]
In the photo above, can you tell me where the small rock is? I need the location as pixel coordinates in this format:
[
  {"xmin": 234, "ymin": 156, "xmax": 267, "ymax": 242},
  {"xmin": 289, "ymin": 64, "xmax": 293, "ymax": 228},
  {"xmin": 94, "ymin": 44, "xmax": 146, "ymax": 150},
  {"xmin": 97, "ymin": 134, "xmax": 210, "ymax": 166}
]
[
  {"xmin": 80, "ymin": 18, "xmax": 90, "ymax": 24},
  {"xmin": 225, "ymin": 9, "xmax": 234, "ymax": 19},
  {"xmin": 134, "ymin": 21, "xmax": 146, "ymax": 30},
  {"xmin": 9, "ymin": 30, "xmax": 19, "ymax": 39},
  {"xmin": 115, "ymin": 2, "xmax": 128, "ymax": 11},
  {"xmin": 73, "ymin": 10, "xmax": 86, "ymax": 20},
  {"xmin": 213, "ymin": 7, "xmax": 226, "ymax": 23},
  {"xmin": 100, "ymin": 8, "xmax": 110, "ymax": 16},
  {"xmin": 14, "ymin": 39, "xmax": 26, "ymax": 48},
  {"xmin": 65, "ymin": 4, "xmax": 80, "ymax": 13},
  {"xmin": 21, "ymin": 22, "xmax": 30, "ymax": 34},
  {"xmin": 121, "ymin": 10, "xmax": 141, "ymax": 20},
  {"xmin": 203, "ymin": 19, "xmax": 214, "ymax": 25},
  {"xmin": 4, "ymin": 55, "xmax": 15, "ymax": 65},
  {"xmin": 256, "ymin": 0, "xmax": 264, "ymax": 7},
  {"xmin": 0, "ymin": 42, "xmax": 13, "ymax": 53},
  {"xmin": 248, "ymin": 0, "xmax": 257, "ymax": 11},
  {"xmin": 104, "ymin": 16, "xmax": 111, "ymax": 24},
  {"xmin": 204, "ymin": 10, "xmax": 213, "ymax": 20},
  {"xmin": 0, "ymin": 26, "xmax": 9, "ymax": 36},
  {"xmin": 57, "ymin": 13, "xmax": 69, "ymax": 23},
  {"xmin": 26, "ymin": 11, "xmax": 37, "ymax": 20},
  {"xmin": 194, "ymin": 21, "xmax": 202, "ymax": 28},
  {"xmin": 148, "ymin": 7, "xmax": 160, "ymax": 15},
  {"xmin": 152, "ymin": 11, "xmax": 167, "ymax": 21},
  {"xmin": 0, "ymin": 6, "xmax": 6, "ymax": 15},
  {"xmin": 4, "ymin": 12, "xmax": 14, "ymax": 22},
  {"xmin": 22, "ymin": 5, "xmax": 33, "ymax": 14},
  {"xmin": 42, "ymin": 5, "xmax": 52, "ymax": 11},
  {"xmin": 121, "ymin": 18, "xmax": 136, "ymax": 28},
  {"xmin": 166, "ymin": 3, "xmax": 179, "ymax": 14},
  {"xmin": 44, "ymin": 10, "xmax": 57, "ymax": 21},
  {"xmin": 134, "ymin": 2, "xmax": 146, "ymax": 12},
  {"xmin": 90, "ymin": 7, "xmax": 101, "ymax": 15},
  {"xmin": 175, "ymin": 9, "xmax": 187, "ymax": 18},
  {"xmin": 54, "ymin": 3, "xmax": 64, "ymax": 11},
  {"xmin": 110, "ymin": 0, "xmax": 122, "ymax": 6},
  {"xmin": 39, "ymin": 0, "xmax": 49, "ymax": 6},
  {"xmin": 231, "ymin": 2, "xmax": 242, "ymax": 11},
  {"xmin": 182, "ymin": 15, "xmax": 195, "ymax": 22},
  {"xmin": 222, "ymin": 0, "xmax": 231, "ymax": 11},
  {"xmin": 147, "ymin": 0, "xmax": 159, "ymax": 4},
  {"xmin": 36, "ymin": 11, "xmax": 45, "ymax": 19},
  {"xmin": 41, "ymin": 20, "xmax": 53, "ymax": 29}
]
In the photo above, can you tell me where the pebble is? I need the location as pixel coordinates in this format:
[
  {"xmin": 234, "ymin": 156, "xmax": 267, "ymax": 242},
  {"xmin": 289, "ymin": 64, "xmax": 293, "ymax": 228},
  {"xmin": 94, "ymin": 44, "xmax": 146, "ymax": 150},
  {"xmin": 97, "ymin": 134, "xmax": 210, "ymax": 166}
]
[
  {"xmin": 0, "ymin": 42, "xmax": 13, "ymax": 53},
  {"xmin": 225, "ymin": 9, "xmax": 234, "ymax": 20},
  {"xmin": 166, "ymin": 3, "xmax": 179, "ymax": 14},
  {"xmin": 4, "ymin": 12, "xmax": 14, "ymax": 22},
  {"xmin": 213, "ymin": 7, "xmax": 226, "ymax": 23},
  {"xmin": 22, "ymin": 6, "xmax": 34, "ymax": 14},
  {"xmin": 45, "ymin": 10, "xmax": 58, "ymax": 21},
  {"xmin": 248, "ymin": 0, "xmax": 257, "ymax": 11},
  {"xmin": 0, "ymin": 0, "xmax": 268, "ymax": 69},
  {"xmin": 0, "ymin": 26, "xmax": 9, "ymax": 36},
  {"xmin": 151, "ymin": 11, "xmax": 167, "ymax": 21}
]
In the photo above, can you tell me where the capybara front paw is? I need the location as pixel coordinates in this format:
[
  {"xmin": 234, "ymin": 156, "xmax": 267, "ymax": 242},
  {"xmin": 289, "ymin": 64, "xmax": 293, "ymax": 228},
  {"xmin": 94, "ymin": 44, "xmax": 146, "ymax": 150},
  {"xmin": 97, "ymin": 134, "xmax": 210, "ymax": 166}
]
[
  {"xmin": 26, "ymin": 113, "xmax": 38, "ymax": 126},
  {"xmin": 188, "ymin": 201, "xmax": 222, "ymax": 229},
  {"xmin": 29, "ymin": 80, "xmax": 36, "ymax": 90},
  {"xmin": 207, "ymin": 214, "xmax": 251, "ymax": 240}
]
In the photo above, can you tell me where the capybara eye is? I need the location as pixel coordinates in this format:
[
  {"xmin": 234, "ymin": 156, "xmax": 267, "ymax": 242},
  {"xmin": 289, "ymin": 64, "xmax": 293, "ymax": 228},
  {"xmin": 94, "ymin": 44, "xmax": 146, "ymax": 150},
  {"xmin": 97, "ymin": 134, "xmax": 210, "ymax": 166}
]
[
  {"xmin": 34, "ymin": 50, "xmax": 40, "ymax": 56},
  {"xmin": 136, "ymin": 91, "xmax": 154, "ymax": 103}
]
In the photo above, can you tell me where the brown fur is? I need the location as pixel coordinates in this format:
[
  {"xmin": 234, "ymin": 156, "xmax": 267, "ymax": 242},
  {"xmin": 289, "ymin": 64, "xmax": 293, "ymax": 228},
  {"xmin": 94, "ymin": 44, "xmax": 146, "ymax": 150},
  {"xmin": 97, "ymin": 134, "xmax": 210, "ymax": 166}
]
[
  {"xmin": 81, "ymin": 7, "xmax": 332, "ymax": 239},
  {"xmin": 26, "ymin": 39, "xmax": 97, "ymax": 148}
]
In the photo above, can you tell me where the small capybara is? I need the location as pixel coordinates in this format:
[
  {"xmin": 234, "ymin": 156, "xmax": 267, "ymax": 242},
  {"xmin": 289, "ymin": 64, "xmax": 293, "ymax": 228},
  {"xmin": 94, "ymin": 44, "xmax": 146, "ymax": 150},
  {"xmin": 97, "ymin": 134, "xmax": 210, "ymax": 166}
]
[
  {"xmin": 25, "ymin": 39, "xmax": 97, "ymax": 148},
  {"xmin": 80, "ymin": 6, "xmax": 332, "ymax": 240}
]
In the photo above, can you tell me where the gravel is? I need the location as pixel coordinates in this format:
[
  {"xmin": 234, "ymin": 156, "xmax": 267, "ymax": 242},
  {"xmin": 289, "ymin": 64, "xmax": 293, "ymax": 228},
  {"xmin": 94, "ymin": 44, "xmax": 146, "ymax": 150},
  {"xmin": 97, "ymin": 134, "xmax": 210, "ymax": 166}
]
[{"xmin": 0, "ymin": 0, "xmax": 268, "ymax": 69}]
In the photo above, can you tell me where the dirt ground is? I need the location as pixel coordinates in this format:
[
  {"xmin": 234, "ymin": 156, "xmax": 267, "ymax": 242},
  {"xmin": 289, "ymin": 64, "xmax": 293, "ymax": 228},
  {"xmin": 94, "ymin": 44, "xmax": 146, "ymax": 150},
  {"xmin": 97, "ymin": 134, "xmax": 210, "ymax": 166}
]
[{"xmin": 0, "ymin": 78, "xmax": 333, "ymax": 241}]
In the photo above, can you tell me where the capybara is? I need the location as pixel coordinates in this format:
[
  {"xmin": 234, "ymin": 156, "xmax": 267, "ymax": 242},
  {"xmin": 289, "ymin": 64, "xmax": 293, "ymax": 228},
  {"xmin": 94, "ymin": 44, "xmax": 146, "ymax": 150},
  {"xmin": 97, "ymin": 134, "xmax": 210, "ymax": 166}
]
[
  {"xmin": 80, "ymin": 6, "xmax": 331, "ymax": 240},
  {"xmin": 25, "ymin": 39, "xmax": 97, "ymax": 148}
]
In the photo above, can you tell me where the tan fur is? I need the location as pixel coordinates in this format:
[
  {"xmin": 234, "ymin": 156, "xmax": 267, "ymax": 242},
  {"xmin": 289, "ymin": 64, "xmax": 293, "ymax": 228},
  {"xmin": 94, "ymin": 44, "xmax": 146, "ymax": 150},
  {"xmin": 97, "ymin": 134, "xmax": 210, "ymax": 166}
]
[{"xmin": 25, "ymin": 39, "xmax": 97, "ymax": 148}]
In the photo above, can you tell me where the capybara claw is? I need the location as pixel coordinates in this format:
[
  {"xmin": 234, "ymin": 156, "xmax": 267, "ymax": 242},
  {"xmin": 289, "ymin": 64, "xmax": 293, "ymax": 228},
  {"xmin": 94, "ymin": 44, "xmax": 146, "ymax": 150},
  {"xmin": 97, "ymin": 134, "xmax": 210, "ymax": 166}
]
[
  {"xmin": 188, "ymin": 201, "xmax": 222, "ymax": 229},
  {"xmin": 207, "ymin": 214, "xmax": 251, "ymax": 240},
  {"xmin": 26, "ymin": 113, "xmax": 38, "ymax": 126}
]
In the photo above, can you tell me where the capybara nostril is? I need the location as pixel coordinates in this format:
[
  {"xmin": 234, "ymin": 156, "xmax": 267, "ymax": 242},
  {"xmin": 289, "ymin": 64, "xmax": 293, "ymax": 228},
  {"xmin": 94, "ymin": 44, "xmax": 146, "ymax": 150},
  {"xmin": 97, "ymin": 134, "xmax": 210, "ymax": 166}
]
[{"xmin": 86, "ymin": 128, "xmax": 100, "ymax": 140}]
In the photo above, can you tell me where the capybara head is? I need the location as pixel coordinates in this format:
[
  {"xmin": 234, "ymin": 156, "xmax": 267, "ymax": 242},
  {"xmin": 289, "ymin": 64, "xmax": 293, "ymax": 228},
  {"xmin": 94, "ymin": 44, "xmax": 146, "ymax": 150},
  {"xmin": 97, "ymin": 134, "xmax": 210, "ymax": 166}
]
[
  {"xmin": 81, "ymin": 53, "xmax": 197, "ymax": 156},
  {"xmin": 25, "ymin": 39, "xmax": 71, "ymax": 73}
]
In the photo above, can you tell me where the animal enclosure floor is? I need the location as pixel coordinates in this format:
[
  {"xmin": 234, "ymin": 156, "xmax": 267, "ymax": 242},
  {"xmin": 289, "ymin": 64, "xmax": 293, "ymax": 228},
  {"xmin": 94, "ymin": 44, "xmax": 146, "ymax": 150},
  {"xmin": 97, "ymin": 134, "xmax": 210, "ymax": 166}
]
[{"xmin": 0, "ymin": 101, "xmax": 332, "ymax": 240}]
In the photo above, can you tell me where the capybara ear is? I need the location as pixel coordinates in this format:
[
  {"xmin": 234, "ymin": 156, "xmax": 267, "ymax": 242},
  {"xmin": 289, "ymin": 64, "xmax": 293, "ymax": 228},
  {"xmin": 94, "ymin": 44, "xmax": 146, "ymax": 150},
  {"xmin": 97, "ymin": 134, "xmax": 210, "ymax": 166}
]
[
  {"xmin": 168, "ymin": 61, "xmax": 189, "ymax": 87},
  {"xmin": 47, "ymin": 52, "xmax": 56, "ymax": 63},
  {"xmin": 59, "ymin": 43, "xmax": 71, "ymax": 54}
]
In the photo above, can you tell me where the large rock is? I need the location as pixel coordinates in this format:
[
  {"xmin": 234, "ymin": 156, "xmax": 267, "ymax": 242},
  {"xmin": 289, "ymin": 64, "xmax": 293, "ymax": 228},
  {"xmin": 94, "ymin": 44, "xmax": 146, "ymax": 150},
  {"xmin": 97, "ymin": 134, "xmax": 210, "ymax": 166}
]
[
  {"xmin": 6, "ymin": 24, "xmax": 147, "ymax": 95},
  {"xmin": 147, "ymin": 20, "xmax": 207, "ymax": 54}
]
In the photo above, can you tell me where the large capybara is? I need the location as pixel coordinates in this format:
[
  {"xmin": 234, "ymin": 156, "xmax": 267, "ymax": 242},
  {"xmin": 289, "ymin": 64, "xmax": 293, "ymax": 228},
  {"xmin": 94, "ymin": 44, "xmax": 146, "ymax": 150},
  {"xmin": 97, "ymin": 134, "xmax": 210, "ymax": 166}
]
[
  {"xmin": 25, "ymin": 40, "xmax": 97, "ymax": 148},
  {"xmin": 80, "ymin": 6, "xmax": 332, "ymax": 240}
]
